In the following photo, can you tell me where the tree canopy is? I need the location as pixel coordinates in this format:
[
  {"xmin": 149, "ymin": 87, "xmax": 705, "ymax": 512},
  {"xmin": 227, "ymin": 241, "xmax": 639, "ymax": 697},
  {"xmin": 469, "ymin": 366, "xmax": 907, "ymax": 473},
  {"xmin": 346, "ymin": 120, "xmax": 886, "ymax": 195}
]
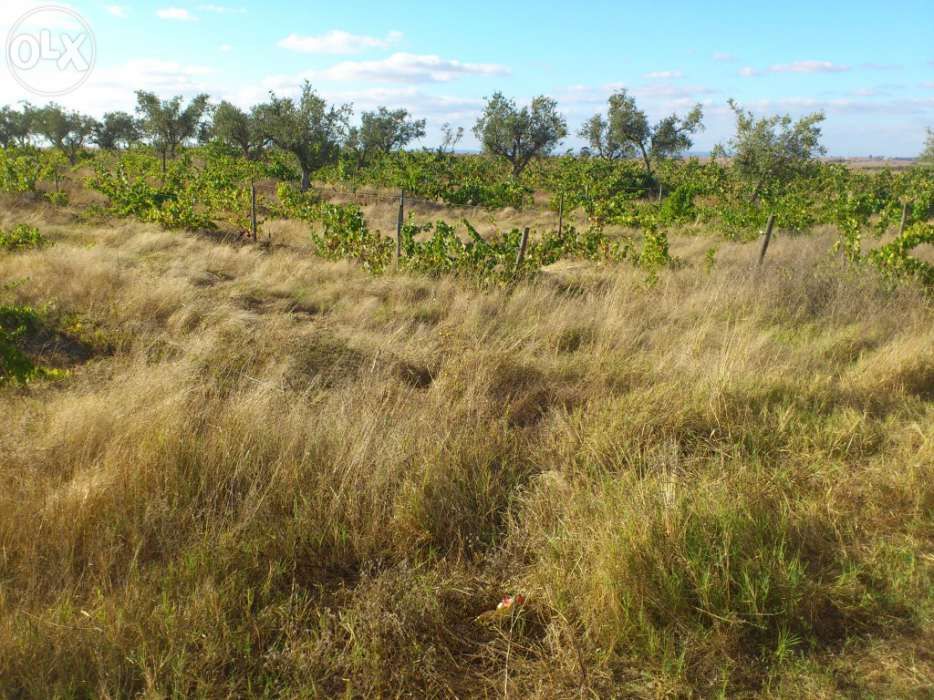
[
  {"xmin": 580, "ymin": 90, "xmax": 704, "ymax": 180},
  {"xmin": 254, "ymin": 82, "xmax": 352, "ymax": 190},
  {"xmin": 473, "ymin": 92, "xmax": 567, "ymax": 177},
  {"xmin": 350, "ymin": 107, "xmax": 426, "ymax": 164},
  {"xmin": 135, "ymin": 91, "xmax": 211, "ymax": 171},
  {"xmin": 715, "ymin": 99, "xmax": 826, "ymax": 201},
  {"xmin": 211, "ymin": 101, "xmax": 268, "ymax": 161},
  {"xmin": 0, "ymin": 105, "xmax": 34, "ymax": 149},
  {"xmin": 435, "ymin": 123, "xmax": 464, "ymax": 155},
  {"xmin": 93, "ymin": 111, "xmax": 141, "ymax": 150},
  {"xmin": 32, "ymin": 103, "xmax": 97, "ymax": 164}
]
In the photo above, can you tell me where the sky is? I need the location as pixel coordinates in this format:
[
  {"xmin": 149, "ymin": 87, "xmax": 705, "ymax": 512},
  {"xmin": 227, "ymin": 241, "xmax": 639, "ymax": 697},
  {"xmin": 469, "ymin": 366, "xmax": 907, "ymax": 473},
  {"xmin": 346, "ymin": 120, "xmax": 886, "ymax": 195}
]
[{"xmin": 1, "ymin": 0, "xmax": 932, "ymax": 156}]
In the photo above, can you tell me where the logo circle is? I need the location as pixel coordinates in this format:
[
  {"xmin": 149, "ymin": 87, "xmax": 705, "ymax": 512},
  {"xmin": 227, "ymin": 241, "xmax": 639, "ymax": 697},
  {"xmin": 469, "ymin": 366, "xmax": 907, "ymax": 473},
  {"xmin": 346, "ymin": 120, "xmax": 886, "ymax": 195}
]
[{"xmin": 5, "ymin": 5, "xmax": 97, "ymax": 97}]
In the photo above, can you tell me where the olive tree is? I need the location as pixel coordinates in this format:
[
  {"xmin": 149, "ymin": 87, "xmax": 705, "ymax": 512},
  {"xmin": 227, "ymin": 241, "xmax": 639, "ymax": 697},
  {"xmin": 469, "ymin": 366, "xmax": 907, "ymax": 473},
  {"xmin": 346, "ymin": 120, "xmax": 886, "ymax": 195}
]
[
  {"xmin": 349, "ymin": 107, "xmax": 425, "ymax": 164},
  {"xmin": 0, "ymin": 105, "xmax": 34, "ymax": 148},
  {"xmin": 211, "ymin": 101, "xmax": 268, "ymax": 160},
  {"xmin": 135, "ymin": 91, "xmax": 211, "ymax": 173},
  {"xmin": 436, "ymin": 122, "xmax": 464, "ymax": 155},
  {"xmin": 473, "ymin": 92, "xmax": 567, "ymax": 177},
  {"xmin": 578, "ymin": 114, "xmax": 613, "ymax": 158},
  {"xmin": 93, "ymin": 111, "xmax": 141, "ymax": 150},
  {"xmin": 580, "ymin": 90, "xmax": 704, "ymax": 181},
  {"xmin": 714, "ymin": 99, "xmax": 825, "ymax": 202},
  {"xmin": 32, "ymin": 103, "xmax": 97, "ymax": 164},
  {"xmin": 255, "ymin": 82, "xmax": 351, "ymax": 191}
]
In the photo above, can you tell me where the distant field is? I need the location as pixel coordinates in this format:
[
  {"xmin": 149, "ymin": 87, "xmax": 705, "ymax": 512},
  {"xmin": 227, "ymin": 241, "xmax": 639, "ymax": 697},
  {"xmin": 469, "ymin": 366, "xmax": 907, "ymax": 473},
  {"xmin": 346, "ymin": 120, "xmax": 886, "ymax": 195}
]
[
  {"xmin": 835, "ymin": 157, "xmax": 918, "ymax": 171},
  {"xmin": 1, "ymin": 191, "xmax": 931, "ymax": 697}
]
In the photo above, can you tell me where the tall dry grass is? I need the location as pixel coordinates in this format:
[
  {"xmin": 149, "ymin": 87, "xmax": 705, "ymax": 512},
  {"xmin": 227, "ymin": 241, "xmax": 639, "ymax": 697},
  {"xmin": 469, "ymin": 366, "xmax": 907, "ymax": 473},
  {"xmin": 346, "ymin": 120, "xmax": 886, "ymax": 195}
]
[{"xmin": 0, "ymin": 208, "xmax": 931, "ymax": 697}]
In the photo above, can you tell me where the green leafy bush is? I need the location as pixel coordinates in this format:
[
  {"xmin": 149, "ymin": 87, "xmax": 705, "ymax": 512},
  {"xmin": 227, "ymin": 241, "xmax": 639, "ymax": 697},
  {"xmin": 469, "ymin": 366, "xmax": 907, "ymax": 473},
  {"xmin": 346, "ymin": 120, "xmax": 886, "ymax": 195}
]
[
  {"xmin": 87, "ymin": 152, "xmax": 214, "ymax": 231},
  {"xmin": 0, "ymin": 224, "xmax": 48, "ymax": 252},
  {"xmin": 867, "ymin": 221, "xmax": 934, "ymax": 287}
]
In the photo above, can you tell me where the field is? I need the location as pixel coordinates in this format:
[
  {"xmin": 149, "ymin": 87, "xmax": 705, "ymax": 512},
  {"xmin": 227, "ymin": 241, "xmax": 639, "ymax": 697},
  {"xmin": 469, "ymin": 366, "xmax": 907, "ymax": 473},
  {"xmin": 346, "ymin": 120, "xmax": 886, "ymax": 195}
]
[{"xmin": 0, "ymin": 150, "xmax": 933, "ymax": 697}]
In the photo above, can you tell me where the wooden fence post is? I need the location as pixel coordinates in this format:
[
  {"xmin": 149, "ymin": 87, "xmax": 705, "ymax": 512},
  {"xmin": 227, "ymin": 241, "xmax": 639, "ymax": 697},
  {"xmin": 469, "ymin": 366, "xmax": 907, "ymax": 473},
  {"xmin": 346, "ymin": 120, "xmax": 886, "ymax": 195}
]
[
  {"xmin": 515, "ymin": 227, "xmax": 530, "ymax": 272},
  {"xmin": 558, "ymin": 192, "xmax": 565, "ymax": 237},
  {"xmin": 757, "ymin": 214, "xmax": 776, "ymax": 267},
  {"xmin": 395, "ymin": 189, "xmax": 404, "ymax": 269},
  {"xmin": 898, "ymin": 202, "xmax": 909, "ymax": 236}
]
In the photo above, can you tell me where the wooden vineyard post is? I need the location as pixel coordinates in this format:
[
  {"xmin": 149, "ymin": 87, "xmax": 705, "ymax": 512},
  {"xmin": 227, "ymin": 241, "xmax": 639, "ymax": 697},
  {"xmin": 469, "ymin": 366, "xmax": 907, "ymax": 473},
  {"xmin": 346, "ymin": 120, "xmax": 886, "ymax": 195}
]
[
  {"xmin": 558, "ymin": 192, "xmax": 565, "ymax": 237},
  {"xmin": 757, "ymin": 214, "xmax": 776, "ymax": 267},
  {"xmin": 515, "ymin": 227, "xmax": 530, "ymax": 273},
  {"xmin": 395, "ymin": 189, "xmax": 404, "ymax": 269},
  {"xmin": 250, "ymin": 179, "xmax": 258, "ymax": 240},
  {"xmin": 898, "ymin": 202, "xmax": 909, "ymax": 236}
]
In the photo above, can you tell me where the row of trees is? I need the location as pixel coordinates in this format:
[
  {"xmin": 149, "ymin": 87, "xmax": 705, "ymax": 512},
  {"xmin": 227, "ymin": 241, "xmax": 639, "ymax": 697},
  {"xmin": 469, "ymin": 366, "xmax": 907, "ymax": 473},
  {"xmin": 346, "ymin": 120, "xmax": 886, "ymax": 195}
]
[
  {"xmin": 0, "ymin": 86, "xmax": 709, "ymax": 189},
  {"xmin": 0, "ymin": 90, "xmax": 428, "ymax": 185},
  {"xmin": 7, "ymin": 86, "xmax": 915, "ymax": 201}
]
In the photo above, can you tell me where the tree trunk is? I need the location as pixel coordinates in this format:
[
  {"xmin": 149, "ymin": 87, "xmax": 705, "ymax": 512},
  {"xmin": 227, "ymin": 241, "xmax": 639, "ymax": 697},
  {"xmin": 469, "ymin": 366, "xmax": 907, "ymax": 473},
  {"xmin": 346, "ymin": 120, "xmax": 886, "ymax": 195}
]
[
  {"xmin": 511, "ymin": 156, "xmax": 528, "ymax": 179},
  {"xmin": 637, "ymin": 143, "xmax": 655, "ymax": 197},
  {"xmin": 300, "ymin": 168, "xmax": 310, "ymax": 192},
  {"xmin": 637, "ymin": 144, "xmax": 653, "ymax": 179},
  {"xmin": 161, "ymin": 150, "xmax": 167, "ymax": 177},
  {"xmin": 750, "ymin": 180, "xmax": 762, "ymax": 205},
  {"xmin": 757, "ymin": 214, "xmax": 776, "ymax": 267}
]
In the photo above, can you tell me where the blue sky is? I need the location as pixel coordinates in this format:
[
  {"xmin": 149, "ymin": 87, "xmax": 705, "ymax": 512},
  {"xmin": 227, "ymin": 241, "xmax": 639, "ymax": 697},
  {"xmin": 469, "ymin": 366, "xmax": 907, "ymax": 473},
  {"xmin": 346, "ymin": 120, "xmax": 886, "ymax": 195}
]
[{"xmin": 2, "ymin": 0, "xmax": 932, "ymax": 155}]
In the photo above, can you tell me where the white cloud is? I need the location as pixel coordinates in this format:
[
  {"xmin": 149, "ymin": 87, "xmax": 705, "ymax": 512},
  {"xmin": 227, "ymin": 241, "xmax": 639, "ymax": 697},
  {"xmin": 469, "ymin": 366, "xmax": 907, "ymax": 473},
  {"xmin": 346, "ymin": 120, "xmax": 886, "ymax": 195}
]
[
  {"xmin": 219, "ymin": 43, "xmax": 233, "ymax": 52},
  {"xmin": 739, "ymin": 96, "xmax": 934, "ymax": 120},
  {"xmin": 0, "ymin": 57, "xmax": 216, "ymax": 117},
  {"xmin": 277, "ymin": 30, "xmax": 403, "ymax": 55},
  {"xmin": 311, "ymin": 52, "xmax": 510, "ymax": 83},
  {"xmin": 105, "ymin": 5, "xmax": 128, "ymax": 18},
  {"xmin": 712, "ymin": 52, "xmax": 735, "ymax": 62},
  {"xmin": 198, "ymin": 4, "xmax": 246, "ymax": 14},
  {"xmin": 644, "ymin": 70, "xmax": 683, "ymax": 80},
  {"xmin": 742, "ymin": 60, "xmax": 891, "ymax": 77},
  {"xmin": 329, "ymin": 87, "xmax": 481, "ymax": 115},
  {"xmin": 768, "ymin": 60, "xmax": 850, "ymax": 74},
  {"xmin": 156, "ymin": 7, "xmax": 196, "ymax": 21},
  {"xmin": 94, "ymin": 59, "xmax": 214, "ymax": 89}
]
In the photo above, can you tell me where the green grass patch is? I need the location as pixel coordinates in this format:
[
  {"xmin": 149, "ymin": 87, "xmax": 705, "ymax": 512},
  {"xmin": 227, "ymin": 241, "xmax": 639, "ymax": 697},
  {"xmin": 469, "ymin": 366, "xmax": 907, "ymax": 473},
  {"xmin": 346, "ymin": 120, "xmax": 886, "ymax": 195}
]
[{"xmin": 0, "ymin": 305, "xmax": 68, "ymax": 384}]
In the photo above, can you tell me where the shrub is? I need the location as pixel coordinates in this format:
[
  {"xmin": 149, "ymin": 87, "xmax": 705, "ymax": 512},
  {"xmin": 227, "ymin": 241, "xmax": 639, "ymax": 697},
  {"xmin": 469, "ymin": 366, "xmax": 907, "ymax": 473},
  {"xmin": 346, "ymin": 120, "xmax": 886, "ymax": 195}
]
[{"xmin": 0, "ymin": 224, "xmax": 48, "ymax": 252}]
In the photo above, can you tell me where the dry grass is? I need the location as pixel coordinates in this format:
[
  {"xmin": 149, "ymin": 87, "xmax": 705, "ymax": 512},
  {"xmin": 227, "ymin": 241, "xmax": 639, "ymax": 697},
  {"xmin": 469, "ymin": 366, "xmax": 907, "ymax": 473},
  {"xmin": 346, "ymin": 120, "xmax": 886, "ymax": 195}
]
[{"xmin": 0, "ymin": 202, "xmax": 932, "ymax": 698}]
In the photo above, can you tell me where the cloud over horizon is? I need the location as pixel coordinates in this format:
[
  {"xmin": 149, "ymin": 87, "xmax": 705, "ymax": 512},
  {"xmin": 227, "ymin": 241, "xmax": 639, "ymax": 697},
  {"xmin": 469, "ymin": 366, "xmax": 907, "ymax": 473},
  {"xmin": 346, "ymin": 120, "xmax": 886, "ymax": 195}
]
[{"xmin": 278, "ymin": 30, "xmax": 403, "ymax": 55}]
